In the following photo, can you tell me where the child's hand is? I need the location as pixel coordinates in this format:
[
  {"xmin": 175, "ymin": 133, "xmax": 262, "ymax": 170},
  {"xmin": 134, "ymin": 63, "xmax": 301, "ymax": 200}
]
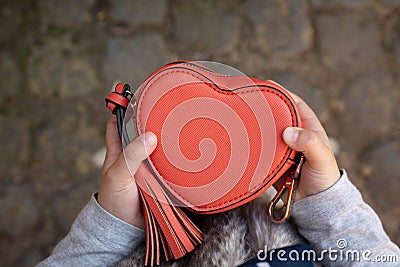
[
  {"xmin": 97, "ymin": 92, "xmax": 339, "ymax": 227},
  {"xmin": 282, "ymin": 93, "xmax": 341, "ymax": 202},
  {"xmin": 98, "ymin": 116, "xmax": 157, "ymax": 229}
]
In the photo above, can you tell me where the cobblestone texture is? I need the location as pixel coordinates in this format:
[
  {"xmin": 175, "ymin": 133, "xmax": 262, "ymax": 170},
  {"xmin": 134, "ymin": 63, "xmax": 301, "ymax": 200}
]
[
  {"xmin": 38, "ymin": 0, "xmax": 95, "ymax": 28},
  {"xmin": 172, "ymin": 0, "xmax": 240, "ymax": 54},
  {"xmin": 339, "ymin": 70, "xmax": 399, "ymax": 152},
  {"xmin": 102, "ymin": 33, "xmax": 172, "ymax": 86},
  {"xmin": 28, "ymin": 35, "xmax": 97, "ymax": 98},
  {"xmin": 316, "ymin": 11, "xmax": 382, "ymax": 72},
  {"xmin": 245, "ymin": 0, "xmax": 312, "ymax": 56},
  {"xmin": 0, "ymin": 52, "xmax": 22, "ymax": 98},
  {"xmin": 312, "ymin": 0, "xmax": 368, "ymax": 9},
  {"xmin": 109, "ymin": 0, "xmax": 167, "ymax": 25},
  {"xmin": 0, "ymin": 115, "xmax": 29, "ymax": 183},
  {"xmin": 0, "ymin": 184, "xmax": 38, "ymax": 236},
  {"xmin": 0, "ymin": 1, "xmax": 399, "ymax": 266},
  {"xmin": 0, "ymin": 3, "xmax": 24, "ymax": 45}
]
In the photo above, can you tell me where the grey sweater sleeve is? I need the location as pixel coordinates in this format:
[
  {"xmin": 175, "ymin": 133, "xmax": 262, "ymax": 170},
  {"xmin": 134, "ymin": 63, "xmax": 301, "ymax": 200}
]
[
  {"xmin": 292, "ymin": 170, "xmax": 400, "ymax": 266},
  {"xmin": 36, "ymin": 194, "xmax": 145, "ymax": 267}
]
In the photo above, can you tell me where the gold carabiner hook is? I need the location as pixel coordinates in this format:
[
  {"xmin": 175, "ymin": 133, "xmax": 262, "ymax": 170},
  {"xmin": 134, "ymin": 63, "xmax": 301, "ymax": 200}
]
[{"xmin": 268, "ymin": 155, "xmax": 305, "ymax": 223}]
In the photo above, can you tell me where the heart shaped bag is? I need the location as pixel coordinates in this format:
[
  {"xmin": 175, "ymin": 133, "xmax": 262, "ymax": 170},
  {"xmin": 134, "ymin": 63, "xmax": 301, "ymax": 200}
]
[{"xmin": 105, "ymin": 61, "xmax": 304, "ymax": 266}]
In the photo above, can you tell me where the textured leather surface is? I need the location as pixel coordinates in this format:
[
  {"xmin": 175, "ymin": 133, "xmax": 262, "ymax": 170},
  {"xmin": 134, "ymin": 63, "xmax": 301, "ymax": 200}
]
[{"xmin": 134, "ymin": 62, "xmax": 301, "ymax": 213}]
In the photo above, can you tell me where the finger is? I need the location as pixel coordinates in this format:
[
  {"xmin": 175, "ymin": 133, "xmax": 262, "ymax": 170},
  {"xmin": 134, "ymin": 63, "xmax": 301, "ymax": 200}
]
[
  {"xmin": 103, "ymin": 116, "xmax": 123, "ymax": 172},
  {"xmin": 283, "ymin": 127, "xmax": 333, "ymax": 170},
  {"xmin": 106, "ymin": 132, "xmax": 157, "ymax": 183},
  {"xmin": 288, "ymin": 91, "xmax": 330, "ymax": 147}
]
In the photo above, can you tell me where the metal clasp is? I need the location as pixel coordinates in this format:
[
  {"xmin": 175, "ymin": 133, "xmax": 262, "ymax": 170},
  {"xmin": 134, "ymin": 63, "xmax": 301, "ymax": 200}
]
[{"xmin": 268, "ymin": 154, "xmax": 305, "ymax": 223}]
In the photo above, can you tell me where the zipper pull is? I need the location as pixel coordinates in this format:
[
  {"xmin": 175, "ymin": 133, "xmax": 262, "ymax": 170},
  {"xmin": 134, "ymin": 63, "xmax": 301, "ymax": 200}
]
[{"xmin": 268, "ymin": 154, "xmax": 305, "ymax": 223}]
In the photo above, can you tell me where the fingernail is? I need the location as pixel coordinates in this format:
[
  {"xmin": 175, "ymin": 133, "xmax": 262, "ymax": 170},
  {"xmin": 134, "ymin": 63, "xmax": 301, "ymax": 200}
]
[
  {"xmin": 283, "ymin": 127, "xmax": 299, "ymax": 144},
  {"xmin": 144, "ymin": 132, "xmax": 157, "ymax": 147}
]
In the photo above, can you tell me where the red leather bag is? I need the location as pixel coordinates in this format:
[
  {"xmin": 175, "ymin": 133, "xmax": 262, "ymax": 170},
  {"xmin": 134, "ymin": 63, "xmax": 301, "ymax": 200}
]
[{"xmin": 106, "ymin": 61, "xmax": 304, "ymax": 266}]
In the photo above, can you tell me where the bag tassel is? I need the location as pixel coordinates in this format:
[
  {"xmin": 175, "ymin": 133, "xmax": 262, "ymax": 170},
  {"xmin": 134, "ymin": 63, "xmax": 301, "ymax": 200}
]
[
  {"xmin": 105, "ymin": 83, "xmax": 203, "ymax": 265},
  {"xmin": 135, "ymin": 161, "xmax": 203, "ymax": 266}
]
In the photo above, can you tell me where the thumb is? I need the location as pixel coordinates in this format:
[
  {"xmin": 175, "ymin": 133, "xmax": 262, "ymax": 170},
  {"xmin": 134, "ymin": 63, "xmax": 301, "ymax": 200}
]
[
  {"xmin": 283, "ymin": 127, "xmax": 333, "ymax": 170},
  {"xmin": 105, "ymin": 132, "xmax": 157, "ymax": 186},
  {"xmin": 123, "ymin": 132, "xmax": 158, "ymax": 175}
]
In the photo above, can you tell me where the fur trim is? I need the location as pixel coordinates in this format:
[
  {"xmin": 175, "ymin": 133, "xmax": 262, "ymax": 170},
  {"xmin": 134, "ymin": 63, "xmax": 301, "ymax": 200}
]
[{"xmin": 117, "ymin": 191, "xmax": 305, "ymax": 266}]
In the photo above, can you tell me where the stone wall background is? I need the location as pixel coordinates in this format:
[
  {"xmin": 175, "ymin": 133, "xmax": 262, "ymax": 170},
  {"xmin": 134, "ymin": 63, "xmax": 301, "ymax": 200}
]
[{"xmin": 0, "ymin": 0, "xmax": 399, "ymax": 266}]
